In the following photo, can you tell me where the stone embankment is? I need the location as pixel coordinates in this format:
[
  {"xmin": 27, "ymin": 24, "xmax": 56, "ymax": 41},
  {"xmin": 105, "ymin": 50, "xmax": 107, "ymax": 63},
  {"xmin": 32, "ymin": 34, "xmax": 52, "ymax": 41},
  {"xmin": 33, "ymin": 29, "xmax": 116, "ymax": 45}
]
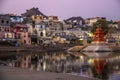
[
  {"xmin": 109, "ymin": 46, "xmax": 120, "ymax": 52},
  {"xmin": 0, "ymin": 44, "xmax": 75, "ymax": 52},
  {"xmin": 67, "ymin": 43, "xmax": 120, "ymax": 52},
  {"xmin": 67, "ymin": 45, "xmax": 87, "ymax": 52}
]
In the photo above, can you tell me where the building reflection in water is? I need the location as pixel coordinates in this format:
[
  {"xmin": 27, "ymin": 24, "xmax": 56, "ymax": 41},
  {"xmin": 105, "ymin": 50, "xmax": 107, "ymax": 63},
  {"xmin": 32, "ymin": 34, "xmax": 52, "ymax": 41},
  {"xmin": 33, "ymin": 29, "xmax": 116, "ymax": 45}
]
[
  {"xmin": 1, "ymin": 51, "xmax": 120, "ymax": 80},
  {"xmin": 86, "ymin": 52, "xmax": 120, "ymax": 80},
  {"xmin": 92, "ymin": 58, "xmax": 108, "ymax": 79}
]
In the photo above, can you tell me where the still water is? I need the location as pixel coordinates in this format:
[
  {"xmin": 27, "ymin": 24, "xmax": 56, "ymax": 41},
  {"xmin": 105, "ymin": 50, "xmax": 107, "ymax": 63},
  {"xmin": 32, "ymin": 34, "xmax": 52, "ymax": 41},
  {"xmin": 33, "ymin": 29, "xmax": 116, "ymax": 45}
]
[{"xmin": 0, "ymin": 51, "xmax": 120, "ymax": 80}]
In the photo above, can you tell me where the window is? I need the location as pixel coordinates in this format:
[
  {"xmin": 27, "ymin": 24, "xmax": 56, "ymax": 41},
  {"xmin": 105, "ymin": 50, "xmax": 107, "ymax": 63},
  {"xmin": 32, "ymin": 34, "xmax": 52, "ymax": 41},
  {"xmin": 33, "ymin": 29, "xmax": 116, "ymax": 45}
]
[
  {"xmin": 17, "ymin": 34, "xmax": 21, "ymax": 39},
  {"xmin": 1, "ymin": 20, "xmax": 4, "ymax": 24},
  {"xmin": 24, "ymin": 33, "xmax": 26, "ymax": 37},
  {"xmin": 24, "ymin": 57, "xmax": 26, "ymax": 60},
  {"xmin": 34, "ymin": 16, "xmax": 37, "ymax": 19},
  {"xmin": 24, "ymin": 40, "xmax": 26, "ymax": 44},
  {"xmin": 40, "ymin": 32, "xmax": 43, "ymax": 36},
  {"xmin": 6, "ymin": 21, "xmax": 9, "ymax": 24},
  {"xmin": 7, "ymin": 28, "xmax": 9, "ymax": 32},
  {"xmin": 40, "ymin": 17, "xmax": 42, "ymax": 19},
  {"xmin": 41, "ymin": 25, "xmax": 43, "ymax": 28},
  {"xmin": 24, "ymin": 29, "xmax": 27, "ymax": 32}
]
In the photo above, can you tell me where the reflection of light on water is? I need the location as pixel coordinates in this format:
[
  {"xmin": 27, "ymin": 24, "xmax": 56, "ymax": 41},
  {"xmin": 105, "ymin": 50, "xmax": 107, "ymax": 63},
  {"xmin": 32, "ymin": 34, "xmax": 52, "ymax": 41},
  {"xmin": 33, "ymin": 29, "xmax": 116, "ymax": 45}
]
[
  {"xmin": 118, "ymin": 71, "xmax": 120, "ymax": 74},
  {"xmin": 80, "ymin": 56, "xmax": 84, "ymax": 60},
  {"xmin": 83, "ymin": 52, "xmax": 111, "ymax": 58},
  {"xmin": 2, "ymin": 51, "xmax": 120, "ymax": 80},
  {"xmin": 43, "ymin": 61, "xmax": 46, "ymax": 71},
  {"xmin": 115, "ymin": 65, "xmax": 119, "ymax": 70},
  {"xmin": 88, "ymin": 58, "xmax": 94, "ymax": 65}
]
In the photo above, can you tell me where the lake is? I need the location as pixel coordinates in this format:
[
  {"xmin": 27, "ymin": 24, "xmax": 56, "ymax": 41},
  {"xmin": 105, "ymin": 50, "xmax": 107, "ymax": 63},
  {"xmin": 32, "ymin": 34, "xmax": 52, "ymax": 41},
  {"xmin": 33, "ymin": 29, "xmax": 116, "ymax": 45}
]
[{"xmin": 0, "ymin": 51, "xmax": 120, "ymax": 80}]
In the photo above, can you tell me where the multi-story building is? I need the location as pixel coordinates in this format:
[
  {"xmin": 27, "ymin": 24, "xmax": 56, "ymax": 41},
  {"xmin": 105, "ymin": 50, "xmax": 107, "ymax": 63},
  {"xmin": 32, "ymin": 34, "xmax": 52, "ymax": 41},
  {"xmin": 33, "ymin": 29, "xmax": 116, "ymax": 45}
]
[
  {"xmin": 31, "ymin": 15, "xmax": 44, "ymax": 24},
  {"xmin": 48, "ymin": 16, "xmax": 58, "ymax": 21},
  {"xmin": 35, "ymin": 24, "xmax": 46, "ymax": 37},
  {"xmin": 109, "ymin": 20, "xmax": 120, "ymax": 29},
  {"xmin": 63, "ymin": 23, "xmax": 72, "ymax": 30},
  {"xmin": 64, "ymin": 17, "xmax": 85, "ymax": 29},
  {"xmin": 0, "ymin": 14, "xmax": 24, "ymax": 40},
  {"xmin": 11, "ymin": 24, "xmax": 31, "ymax": 45},
  {"xmin": 0, "ymin": 14, "xmax": 10, "ymax": 39},
  {"xmin": 106, "ymin": 28, "xmax": 120, "ymax": 43},
  {"xmin": 85, "ymin": 17, "xmax": 106, "ymax": 26}
]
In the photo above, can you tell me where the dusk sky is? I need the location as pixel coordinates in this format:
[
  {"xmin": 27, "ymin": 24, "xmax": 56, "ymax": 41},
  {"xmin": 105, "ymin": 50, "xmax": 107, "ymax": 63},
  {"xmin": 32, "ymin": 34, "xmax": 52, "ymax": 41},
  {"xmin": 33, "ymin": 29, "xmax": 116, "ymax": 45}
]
[{"xmin": 0, "ymin": 0, "xmax": 120, "ymax": 20}]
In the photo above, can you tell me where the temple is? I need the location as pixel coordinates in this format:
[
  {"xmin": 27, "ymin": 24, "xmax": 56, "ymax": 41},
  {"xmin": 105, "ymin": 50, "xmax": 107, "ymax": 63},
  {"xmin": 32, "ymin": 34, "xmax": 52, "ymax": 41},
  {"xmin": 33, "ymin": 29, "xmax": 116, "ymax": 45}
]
[
  {"xmin": 93, "ymin": 27, "xmax": 105, "ymax": 43},
  {"xmin": 82, "ymin": 26, "xmax": 112, "ymax": 52}
]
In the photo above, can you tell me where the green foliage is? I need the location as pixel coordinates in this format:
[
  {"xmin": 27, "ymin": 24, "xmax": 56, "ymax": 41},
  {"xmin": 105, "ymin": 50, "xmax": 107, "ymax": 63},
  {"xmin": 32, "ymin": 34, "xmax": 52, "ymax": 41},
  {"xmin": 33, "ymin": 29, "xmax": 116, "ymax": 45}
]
[
  {"xmin": 87, "ymin": 37, "xmax": 93, "ymax": 43},
  {"xmin": 90, "ymin": 19, "xmax": 109, "ymax": 35}
]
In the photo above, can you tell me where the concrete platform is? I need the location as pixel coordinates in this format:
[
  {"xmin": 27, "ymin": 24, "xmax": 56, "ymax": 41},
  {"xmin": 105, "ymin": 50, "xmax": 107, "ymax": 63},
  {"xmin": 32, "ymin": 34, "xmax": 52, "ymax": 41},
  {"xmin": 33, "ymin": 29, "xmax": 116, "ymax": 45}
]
[
  {"xmin": 83, "ymin": 52, "xmax": 111, "ymax": 58},
  {"xmin": 0, "ymin": 66, "xmax": 99, "ymax": 80},
  {"xmin": 82, "ymin": 45, "xmax": 112, "ymax": 52}
]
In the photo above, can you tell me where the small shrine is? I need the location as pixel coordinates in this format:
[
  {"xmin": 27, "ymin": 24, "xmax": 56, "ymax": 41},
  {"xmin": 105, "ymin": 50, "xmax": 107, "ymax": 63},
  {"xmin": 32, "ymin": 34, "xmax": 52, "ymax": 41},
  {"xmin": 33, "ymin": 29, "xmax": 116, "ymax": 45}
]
[
  {"xmin": 82, "ymin": 26, "xmax": 112, "ymax": 52},
  {"xmin": 93, "ymin": 27, "xmax": 105, "ymax": 43}
]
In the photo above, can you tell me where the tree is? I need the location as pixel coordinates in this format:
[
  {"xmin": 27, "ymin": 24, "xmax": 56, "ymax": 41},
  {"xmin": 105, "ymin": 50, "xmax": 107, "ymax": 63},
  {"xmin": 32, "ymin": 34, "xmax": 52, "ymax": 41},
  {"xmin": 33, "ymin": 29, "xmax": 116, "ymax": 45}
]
[{"xmin": 90, "ymin": 19, "xmax": 109, "ymax": 35}]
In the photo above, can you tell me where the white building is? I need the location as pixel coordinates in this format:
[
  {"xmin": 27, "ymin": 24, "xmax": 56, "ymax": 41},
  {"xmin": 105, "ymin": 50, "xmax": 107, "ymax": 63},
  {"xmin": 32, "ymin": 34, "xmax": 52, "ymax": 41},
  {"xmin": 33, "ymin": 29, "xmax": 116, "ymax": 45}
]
[
  {"xmin": 85, "ymin": 17, "xmax": 106, "ymax": 26},
  {"xmin": 35, "ymin": 24, "xmax": 46, "ymax": 37}
]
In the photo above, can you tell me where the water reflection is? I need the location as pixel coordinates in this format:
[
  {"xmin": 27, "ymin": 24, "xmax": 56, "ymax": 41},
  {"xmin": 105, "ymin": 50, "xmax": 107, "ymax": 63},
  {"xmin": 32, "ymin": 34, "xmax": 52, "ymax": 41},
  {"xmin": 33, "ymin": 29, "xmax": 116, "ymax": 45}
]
[
  {"xmin": 84, "ymin": 52, "xmax": 120, "ymax": 80},
  {"xmin": 92, "ymin": 58, "xmax": 108, "ymax": 79},
  {"xmin": 0, "ymin": 51, "xmax": 120, "ymax": 80}
]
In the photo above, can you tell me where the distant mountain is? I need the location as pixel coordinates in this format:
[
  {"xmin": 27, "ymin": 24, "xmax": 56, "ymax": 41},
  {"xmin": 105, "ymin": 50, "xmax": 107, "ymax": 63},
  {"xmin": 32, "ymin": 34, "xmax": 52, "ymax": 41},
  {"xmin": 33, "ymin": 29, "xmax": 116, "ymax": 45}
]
[
  {"xmin": 21, "ymin": 7, "xmax": 48, "ymax": 18},
  {"xmin": 64, "ymin": 16, "xmax": 85, "ymax": 25}
]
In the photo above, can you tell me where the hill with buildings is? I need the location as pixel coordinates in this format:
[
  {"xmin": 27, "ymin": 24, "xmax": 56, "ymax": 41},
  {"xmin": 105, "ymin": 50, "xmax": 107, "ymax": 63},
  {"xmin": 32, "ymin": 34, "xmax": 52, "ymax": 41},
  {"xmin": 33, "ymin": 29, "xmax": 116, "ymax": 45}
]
[
  {"xmin": 21, "ymin": 7, "xmax": 48, "ymax": 18},
  {"xmin": 64, "ymin": 16, "xmax": 85, "ymax": 25}
]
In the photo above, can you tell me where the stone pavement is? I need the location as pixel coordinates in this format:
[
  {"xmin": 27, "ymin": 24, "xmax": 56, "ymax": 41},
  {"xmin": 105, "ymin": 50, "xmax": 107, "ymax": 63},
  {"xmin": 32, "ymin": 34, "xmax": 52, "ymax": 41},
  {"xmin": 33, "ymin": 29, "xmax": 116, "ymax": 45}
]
[{"xmin": 0, "ymin": 66, "xmax": 99, "ymax": 80}]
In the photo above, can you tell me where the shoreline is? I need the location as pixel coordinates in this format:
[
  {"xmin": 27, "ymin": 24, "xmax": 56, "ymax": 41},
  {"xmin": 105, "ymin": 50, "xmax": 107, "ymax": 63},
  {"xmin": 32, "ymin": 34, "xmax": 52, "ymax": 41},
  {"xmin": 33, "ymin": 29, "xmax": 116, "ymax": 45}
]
[{"xmin": 0, "ymin": 44, "xmax": 75, "ymax": 52}]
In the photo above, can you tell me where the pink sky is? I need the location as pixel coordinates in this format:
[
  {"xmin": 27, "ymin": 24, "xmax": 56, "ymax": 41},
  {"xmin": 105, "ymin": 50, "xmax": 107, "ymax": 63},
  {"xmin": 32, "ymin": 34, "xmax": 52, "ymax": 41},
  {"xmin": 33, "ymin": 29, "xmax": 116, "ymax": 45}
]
[{"xmin": 0, "ymin": 0, "xmax": 120, "ymax": 20}]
